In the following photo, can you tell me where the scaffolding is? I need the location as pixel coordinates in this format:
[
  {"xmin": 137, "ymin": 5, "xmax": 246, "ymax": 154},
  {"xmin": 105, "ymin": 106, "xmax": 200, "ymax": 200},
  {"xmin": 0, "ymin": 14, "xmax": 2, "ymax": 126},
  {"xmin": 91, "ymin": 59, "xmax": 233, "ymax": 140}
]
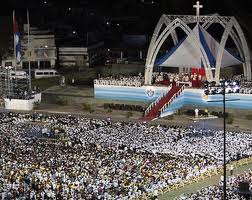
[{"xmin": 0, "ymin": 66, "xmax": 31, "ymax": 100}]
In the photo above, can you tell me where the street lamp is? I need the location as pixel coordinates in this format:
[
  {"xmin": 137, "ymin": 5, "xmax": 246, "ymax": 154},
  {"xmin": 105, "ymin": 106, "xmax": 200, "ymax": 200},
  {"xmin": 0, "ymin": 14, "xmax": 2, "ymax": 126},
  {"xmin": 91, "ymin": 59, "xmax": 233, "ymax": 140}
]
[
  {"xmin": 222, "ymin": 80, "xmax": 227, "ymax": 200},
  {"xmin": 204, "ymin": 80, "xmax": 240, "ymax": 200}
]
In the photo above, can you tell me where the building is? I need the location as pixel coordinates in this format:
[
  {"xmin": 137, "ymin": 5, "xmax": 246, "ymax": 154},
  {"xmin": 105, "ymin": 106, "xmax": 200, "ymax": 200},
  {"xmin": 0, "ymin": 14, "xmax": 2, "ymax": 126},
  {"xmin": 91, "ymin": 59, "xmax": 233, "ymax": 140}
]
[
  {"xmin": 1, "ymin": 24, "xmax": 57, "ymax": 69},
  {"xmin": 58, "ymin": 42, "xmax": 104, "ymax": 68}
]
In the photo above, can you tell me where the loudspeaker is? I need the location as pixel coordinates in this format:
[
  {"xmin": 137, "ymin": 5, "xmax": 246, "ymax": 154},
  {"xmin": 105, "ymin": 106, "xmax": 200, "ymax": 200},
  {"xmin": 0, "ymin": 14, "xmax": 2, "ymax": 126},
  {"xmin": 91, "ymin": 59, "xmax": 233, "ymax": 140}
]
[{"xmin": 239, "ymin": 182, "xmax": 250, "ymax": 192}]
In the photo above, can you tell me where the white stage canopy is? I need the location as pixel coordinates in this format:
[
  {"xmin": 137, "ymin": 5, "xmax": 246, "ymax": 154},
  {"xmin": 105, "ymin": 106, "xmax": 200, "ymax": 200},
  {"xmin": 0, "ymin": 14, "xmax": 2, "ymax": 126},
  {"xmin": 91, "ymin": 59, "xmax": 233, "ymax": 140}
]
[{"xmin": 155, "ymin": 24, "xmax": 243, "ymax": 68}]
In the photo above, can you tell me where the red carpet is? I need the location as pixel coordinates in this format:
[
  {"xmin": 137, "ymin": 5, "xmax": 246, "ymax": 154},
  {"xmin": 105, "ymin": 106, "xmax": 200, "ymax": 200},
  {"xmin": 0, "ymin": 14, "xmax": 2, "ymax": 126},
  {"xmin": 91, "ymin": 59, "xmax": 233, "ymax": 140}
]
[{"xmin": 143, "ymin": 85, "xmax": 183, "ymax": 121}]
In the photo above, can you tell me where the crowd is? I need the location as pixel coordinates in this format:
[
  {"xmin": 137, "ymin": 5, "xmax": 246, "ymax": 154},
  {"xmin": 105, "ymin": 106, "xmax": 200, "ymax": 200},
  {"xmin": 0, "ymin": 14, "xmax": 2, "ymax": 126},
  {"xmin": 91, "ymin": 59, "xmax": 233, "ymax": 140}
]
[
  {"xmin": 152, "ymin": 72, "xmax": 205, "ymax": 87},
  {"xmin": 177, "ymin": 170, "xmax": 252, "ymax": 200},
  {"xmin": 94, "ymin": 75, "xmax": 144, "ymax": 87},
  {"xmin": 1, "ymin": 112, "xmax": 252, "ymax": 199},
  {"xmin": 240, "ymin": 81, "xmax": 252, "ymax": 94},
  {"xmin": 222, "ymin": 74, "xmax": 252, "ymax": 94},
  {"xmin": 93, "ymin": 72, "xmax": 206, "ymax": 88},
  {"xmin": 93, "ymin": 71, "xmax": 252, "ymax": 94}
]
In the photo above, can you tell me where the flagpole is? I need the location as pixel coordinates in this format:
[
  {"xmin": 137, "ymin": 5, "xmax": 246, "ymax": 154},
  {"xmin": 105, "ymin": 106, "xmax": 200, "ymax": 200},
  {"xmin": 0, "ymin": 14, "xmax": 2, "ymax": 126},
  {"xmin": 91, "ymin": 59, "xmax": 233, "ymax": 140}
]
[
  {"xmin": 27, "ymin": 9, "xmax": 31, "ymax": 90},
  {"xmin": 13, "ymin": 10, "xmax": 17, "ymax": 76}
]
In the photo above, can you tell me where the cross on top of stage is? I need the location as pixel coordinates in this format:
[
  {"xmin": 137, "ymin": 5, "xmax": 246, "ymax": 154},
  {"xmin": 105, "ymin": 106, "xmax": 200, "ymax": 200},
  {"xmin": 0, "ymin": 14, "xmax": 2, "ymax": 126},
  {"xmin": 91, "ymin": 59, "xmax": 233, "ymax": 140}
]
[{"xmin": 193, "ymin": 1, "xmax": 203, "ymax": 17}]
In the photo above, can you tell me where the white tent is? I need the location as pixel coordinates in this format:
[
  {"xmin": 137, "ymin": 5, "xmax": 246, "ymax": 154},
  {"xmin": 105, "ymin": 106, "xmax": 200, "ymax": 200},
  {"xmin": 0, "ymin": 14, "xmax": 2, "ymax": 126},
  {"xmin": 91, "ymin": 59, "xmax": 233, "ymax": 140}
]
[{"xmin": 155, "ymin": 24, "xmax": 243, "ymax": 68}]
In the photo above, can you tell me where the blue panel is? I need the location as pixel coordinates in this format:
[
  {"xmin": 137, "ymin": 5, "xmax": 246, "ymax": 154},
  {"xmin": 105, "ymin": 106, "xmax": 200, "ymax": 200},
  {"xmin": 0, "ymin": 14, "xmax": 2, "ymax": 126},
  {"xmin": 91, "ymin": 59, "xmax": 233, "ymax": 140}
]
[
  {"xmin": 224, "ymin": 48, "xmax": 244, "ymax": 63},
  {"xmin": 94, "ymin": 86, "xmax": 252, "ymax": 114},
  {"xmin": 198, "ymin": 26, "xmax": 216, "ymax": 67},
  {"xmin": 94, "ymin": 86, "xmax": 170, "ymax": 102},
  {"xmin": 162, "ymin": 90, "xmax": 252, "ymax": 116},
  {"xmin": 155, "ymin": 36, "xmax": 187, "ymax": 66}
]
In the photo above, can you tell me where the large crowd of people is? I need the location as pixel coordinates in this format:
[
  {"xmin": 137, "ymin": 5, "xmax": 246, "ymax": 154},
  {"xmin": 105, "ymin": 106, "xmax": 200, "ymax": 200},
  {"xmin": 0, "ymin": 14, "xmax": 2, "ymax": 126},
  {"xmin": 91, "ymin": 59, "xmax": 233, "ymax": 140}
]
[
  {"xmin": 93, "ymin": 72, "xmax": 252, "ymax": 94},
  {"xmin": 152, "ymin": 72, "xmax": 205, "ymax": 88},
  {"xmin": 1, "ymin": 112, "xmax": 252, "ymax": 199},
  {"xmin": 240, "ymin": 81, "xmax": 252, "ymax": 94},
  {"xmin": 177, "ymin": 170, "xmax": 252, "ymax": 200},
  {"xmin": 94, "ymin": 72, "xmax": 206, "ymax": 88}
]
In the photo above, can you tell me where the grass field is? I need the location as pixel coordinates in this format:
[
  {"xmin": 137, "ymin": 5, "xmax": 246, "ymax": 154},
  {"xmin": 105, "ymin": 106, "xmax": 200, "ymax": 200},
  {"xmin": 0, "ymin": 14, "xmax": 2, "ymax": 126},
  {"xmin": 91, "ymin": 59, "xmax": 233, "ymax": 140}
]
[
  {"xmin": 31, "ymin": 64, "xmax": 145, "ymax": 91},
  {"xmin": 32, "ymin": 68, "xmax": 97, "ymax": 91}
]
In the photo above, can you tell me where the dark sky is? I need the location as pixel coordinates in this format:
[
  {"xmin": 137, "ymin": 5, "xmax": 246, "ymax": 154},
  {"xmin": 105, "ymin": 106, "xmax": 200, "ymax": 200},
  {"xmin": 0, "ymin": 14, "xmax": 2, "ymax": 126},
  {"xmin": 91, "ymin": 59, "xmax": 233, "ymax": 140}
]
[
  {"xmin": 0, "ymin": 0, "xmax": 252, "ymax": 47},
  {"xmin": 0, "ymin": 0, "xmax": 251, "ymax": 15}
]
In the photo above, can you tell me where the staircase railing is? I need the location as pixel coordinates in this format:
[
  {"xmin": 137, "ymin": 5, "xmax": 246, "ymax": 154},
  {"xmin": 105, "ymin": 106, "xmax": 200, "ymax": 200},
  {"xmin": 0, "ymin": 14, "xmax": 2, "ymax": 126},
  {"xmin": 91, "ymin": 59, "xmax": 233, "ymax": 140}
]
[
  {"xmin": 159, "ymin": 85, "xmax": 185, "ymax": 113},
  {"xmin": 144, "ymin": 87, "xmax": 171, "ymax": 116}
]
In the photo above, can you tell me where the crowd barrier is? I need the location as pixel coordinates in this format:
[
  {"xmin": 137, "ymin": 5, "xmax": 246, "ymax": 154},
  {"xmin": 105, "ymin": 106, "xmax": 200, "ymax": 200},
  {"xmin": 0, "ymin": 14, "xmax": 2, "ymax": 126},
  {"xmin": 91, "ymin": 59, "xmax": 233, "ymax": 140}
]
[{"xmin": 135, "ymin": 156, "xmax": 252, "ymax": 200}]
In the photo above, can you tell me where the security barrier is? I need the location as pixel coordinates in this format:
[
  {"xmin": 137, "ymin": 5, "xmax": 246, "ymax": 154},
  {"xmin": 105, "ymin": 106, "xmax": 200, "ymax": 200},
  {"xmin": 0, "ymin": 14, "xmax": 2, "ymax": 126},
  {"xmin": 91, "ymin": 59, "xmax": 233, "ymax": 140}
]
[{"xmin": 135, "ymin": 156, "xmax": 252, "ymax": 200}]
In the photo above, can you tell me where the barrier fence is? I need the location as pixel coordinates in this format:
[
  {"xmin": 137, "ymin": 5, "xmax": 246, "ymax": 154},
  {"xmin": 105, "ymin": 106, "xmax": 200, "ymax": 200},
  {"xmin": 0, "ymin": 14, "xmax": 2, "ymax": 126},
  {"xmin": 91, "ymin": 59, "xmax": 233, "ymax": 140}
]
[{"xmin": 134, "ymin": 156, "xmax": 252, "ymax": 200}]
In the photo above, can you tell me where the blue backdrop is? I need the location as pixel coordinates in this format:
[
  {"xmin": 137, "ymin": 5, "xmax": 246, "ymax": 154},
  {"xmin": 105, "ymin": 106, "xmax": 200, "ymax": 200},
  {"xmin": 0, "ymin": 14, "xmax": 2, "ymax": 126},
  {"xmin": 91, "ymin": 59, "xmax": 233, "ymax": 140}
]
[{"xmin": 94, "ymin": 85, "xmax": 252, "ymax": 116}]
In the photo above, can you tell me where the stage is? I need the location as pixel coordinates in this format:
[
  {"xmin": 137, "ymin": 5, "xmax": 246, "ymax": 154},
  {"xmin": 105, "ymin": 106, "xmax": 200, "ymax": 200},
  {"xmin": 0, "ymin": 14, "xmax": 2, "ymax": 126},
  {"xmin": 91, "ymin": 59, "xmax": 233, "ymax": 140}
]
[
  {"xmin": 4, "ymin": 92, "xmax": 42, "ymax": 111},
  {"xmin": 94, "ymin": 84, "xmax": 252, "ymax": 118}
]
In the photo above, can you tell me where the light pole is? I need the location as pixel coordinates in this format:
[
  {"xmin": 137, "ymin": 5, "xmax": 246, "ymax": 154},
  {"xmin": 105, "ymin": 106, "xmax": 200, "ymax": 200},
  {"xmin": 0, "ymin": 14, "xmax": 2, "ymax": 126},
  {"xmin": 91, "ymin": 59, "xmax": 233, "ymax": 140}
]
[
  {"xmin": 205, "ymin": 80, "xmax": 240, "ymax": 200},
  {"xmin": 222, "ymin": 81, "xmax": 227, "ymax": 200}
]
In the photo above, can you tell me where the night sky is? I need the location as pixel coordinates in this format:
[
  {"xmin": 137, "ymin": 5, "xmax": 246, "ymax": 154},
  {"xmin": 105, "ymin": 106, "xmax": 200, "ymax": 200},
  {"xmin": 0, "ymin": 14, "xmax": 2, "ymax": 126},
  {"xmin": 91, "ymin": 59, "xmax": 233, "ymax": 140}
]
[
  {"xmin": 0, "ymin": 0, "xmax": 252, "ymax": 48},
  {"xmin": 0, "ymin": 0, "xmax": 250, "ymax": 15}
]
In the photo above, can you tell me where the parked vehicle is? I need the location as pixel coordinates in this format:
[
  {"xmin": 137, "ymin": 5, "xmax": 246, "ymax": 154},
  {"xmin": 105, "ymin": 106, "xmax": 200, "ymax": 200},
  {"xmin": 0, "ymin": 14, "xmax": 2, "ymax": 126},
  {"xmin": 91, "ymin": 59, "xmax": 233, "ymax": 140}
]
[
  {"xmin": 33, "ymin": 69, "xmax": 60, "ymax": 79},
  {"xmin": 10, "ymin": 70, "xmax": 28, "ymax": 79}
]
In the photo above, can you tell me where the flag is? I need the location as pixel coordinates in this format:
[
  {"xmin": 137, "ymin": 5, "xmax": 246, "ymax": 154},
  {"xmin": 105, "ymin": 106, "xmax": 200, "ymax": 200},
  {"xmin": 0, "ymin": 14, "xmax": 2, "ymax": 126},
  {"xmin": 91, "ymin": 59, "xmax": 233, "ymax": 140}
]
[
  {"xmin": 199, "ymin": 68, "xmax": 206, "ymax": 76},
  {"xmin": 191, "ymin": 67, "xmax": 199, "ymax": 74},
  {"xmin": 13, "ymin": 11, "xmax": 21, "ymax": 63}
]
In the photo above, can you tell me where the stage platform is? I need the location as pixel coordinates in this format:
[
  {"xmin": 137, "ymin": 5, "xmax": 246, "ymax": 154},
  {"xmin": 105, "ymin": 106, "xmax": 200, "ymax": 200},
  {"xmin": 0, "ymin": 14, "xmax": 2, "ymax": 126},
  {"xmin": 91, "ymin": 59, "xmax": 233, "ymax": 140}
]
[
  {"xmin": 4, "ymin": 92, "xmax": 42, "ymax": 111},
  {"xmin": 94, "ymin": 85, "xmax": 252, "ymax": 118}
]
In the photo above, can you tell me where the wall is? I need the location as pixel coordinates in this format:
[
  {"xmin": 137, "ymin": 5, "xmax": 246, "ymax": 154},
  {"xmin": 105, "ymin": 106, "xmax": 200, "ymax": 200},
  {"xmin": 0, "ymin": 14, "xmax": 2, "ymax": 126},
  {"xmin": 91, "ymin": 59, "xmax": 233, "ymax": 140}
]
[
  {"xmin": 94, "ymin": 85, "xmax": 252, "ymax": 117},
  {"xmin": 4, "ymin": 98, "xmax": 34, "ymax": 111},
  {"xmin": 4, "ymin": 92, "xmax": 42, "ymax": 111},
  {"xmin": 161, "ymin": 89, "xmax": 252, "ymax": 117},
  {"xmin": 94, "ymin": 85, "xmax": 171, "ymax": 102}
]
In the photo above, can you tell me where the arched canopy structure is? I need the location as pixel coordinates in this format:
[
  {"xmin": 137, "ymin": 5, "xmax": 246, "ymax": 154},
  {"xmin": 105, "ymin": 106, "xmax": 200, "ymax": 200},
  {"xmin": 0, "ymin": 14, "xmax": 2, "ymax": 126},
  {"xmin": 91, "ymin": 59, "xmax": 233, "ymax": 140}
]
[{"xmin": 144, "ymin": 14, "xmax": 251, "ymax": 85}]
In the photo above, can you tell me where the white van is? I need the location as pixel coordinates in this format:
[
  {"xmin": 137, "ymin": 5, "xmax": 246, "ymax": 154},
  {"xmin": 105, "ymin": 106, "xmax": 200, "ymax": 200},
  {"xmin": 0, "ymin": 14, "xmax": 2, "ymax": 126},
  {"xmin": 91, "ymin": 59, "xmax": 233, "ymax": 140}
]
[
  {"xmin": 10, "ymin": 70, "xmax": 28, "ymax": 79},
  {"xmin": 34, "ymin": 69, "xmax": 60, "ymax": 79}
]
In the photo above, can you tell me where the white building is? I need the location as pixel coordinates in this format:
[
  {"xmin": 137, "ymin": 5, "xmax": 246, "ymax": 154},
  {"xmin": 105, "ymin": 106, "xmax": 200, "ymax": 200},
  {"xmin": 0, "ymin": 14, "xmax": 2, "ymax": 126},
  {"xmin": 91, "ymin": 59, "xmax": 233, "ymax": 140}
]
[
  {"xmin": 58, "ymin": 42, "xmax": 104, "ymax": 67},
  {"xmin": 2, "ymin": 24, "xmax": 57, "ymax": 69}
]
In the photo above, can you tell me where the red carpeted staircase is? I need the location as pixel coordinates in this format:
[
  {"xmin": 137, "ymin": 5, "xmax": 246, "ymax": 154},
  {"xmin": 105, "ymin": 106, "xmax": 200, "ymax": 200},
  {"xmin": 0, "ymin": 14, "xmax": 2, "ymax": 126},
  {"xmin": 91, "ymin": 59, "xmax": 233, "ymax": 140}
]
[{"xmin": 143, "ymin": 85, "xmax": 183, "ymax": 121}]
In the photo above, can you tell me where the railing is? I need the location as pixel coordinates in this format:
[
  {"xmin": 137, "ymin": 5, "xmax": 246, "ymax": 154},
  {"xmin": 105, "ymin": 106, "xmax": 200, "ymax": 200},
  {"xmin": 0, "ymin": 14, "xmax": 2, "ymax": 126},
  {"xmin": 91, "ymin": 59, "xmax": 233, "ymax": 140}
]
[
  {"xmin": 144, "ymin": 86, "xmax": 171, "ymax": 116},
  {"xmin": 144, "ymin": 85, "xmax": 184, "ymax": 117},
  {"xmin": 94, "ymin": 79, "xmax": 144, "ymax": 87},
  {"xmin": 134, "ymin": 155, "xmax": 252, "ymax": 200},
  {"xmin": 159, "ymin": 85, "xmax": 185, "ymax": 113}
]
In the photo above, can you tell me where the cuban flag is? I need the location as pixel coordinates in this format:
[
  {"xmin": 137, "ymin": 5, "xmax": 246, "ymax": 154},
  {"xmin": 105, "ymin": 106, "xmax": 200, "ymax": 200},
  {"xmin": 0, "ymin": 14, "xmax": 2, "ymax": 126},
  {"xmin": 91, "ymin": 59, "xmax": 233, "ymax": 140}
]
[{"xmin": 13, "ymin": 12, "xmax": 21, "ymax": 63}]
